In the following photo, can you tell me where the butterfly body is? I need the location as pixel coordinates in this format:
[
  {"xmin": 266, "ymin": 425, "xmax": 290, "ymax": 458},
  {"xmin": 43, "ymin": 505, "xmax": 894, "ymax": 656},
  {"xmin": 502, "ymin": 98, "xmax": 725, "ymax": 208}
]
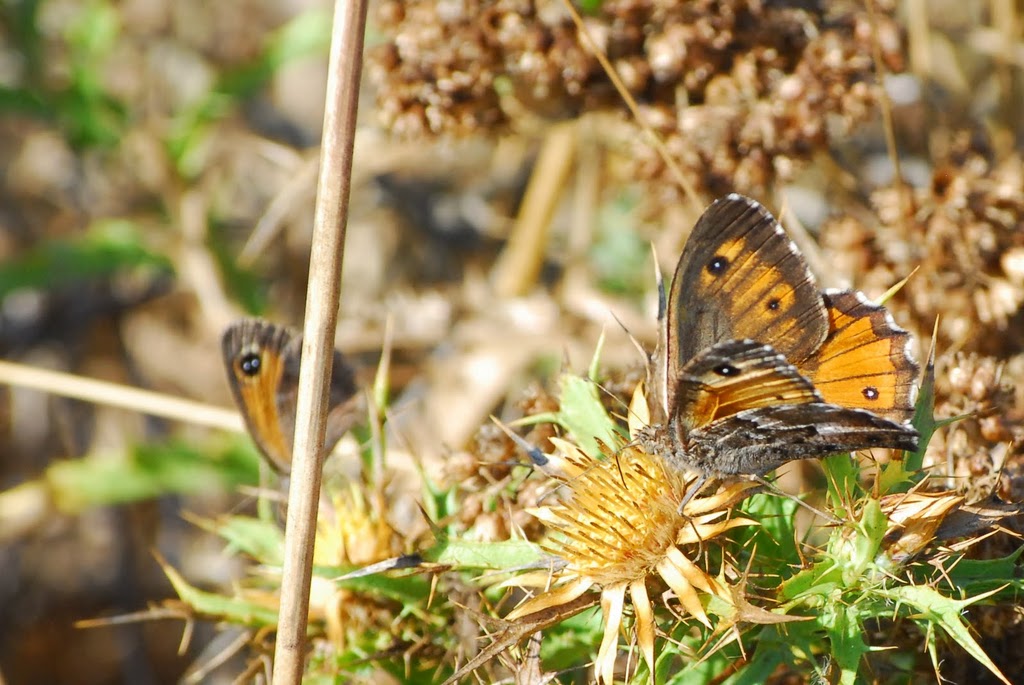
[
  {"xmin": 222, "ymin": 319, "xmax": 362, "ymax": 473},
  {"xmin": 643, "ymin": 195, "xmax": 919, "ymax": 481}
]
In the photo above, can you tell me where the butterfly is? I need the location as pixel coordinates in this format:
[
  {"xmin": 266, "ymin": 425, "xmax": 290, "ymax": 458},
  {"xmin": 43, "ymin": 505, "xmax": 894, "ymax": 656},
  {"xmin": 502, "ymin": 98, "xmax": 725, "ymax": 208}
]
[
  {"xmin": 638, "ymin": 194, "xmax": 919, "ymax": 486},
  {"xmin": 221, "ymin": 319, "xmax": 362, "ymax": 473}
]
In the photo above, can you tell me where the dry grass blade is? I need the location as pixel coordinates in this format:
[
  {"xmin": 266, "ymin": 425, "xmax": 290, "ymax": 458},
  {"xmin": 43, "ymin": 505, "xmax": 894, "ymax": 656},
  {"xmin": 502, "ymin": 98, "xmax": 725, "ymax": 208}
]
[
  {"xmin": 441, "ymin": 593, "xmax": 600, "ymax": 685},
  {"xmin": 0, "ymin": 360, "xmax": 242, "ymax": 432},
  {"xmin": 492, "ymin": 122, "xmax": 576, "ymax": 297}
]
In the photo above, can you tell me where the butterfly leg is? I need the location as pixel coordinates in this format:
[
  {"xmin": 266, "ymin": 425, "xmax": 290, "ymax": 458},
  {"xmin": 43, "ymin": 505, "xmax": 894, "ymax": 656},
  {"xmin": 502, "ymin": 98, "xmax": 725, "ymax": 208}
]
[{"xmin": 677, "ymin": 473, "xmax": 710, "ymax": 513}]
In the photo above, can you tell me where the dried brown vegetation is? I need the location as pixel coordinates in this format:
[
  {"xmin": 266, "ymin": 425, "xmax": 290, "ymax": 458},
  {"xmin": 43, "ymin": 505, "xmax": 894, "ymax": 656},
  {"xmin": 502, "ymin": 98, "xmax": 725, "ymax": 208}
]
[{"xmin": 1, "ymin": 0, "xmax": 1023, "ymax": 683}]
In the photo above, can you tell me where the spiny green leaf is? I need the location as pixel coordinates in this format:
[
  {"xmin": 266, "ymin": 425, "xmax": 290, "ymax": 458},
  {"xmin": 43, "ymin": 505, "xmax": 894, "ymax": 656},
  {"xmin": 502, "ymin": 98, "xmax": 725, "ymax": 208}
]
[
  {"xmin": 422, "ymin": 538, "xmax": 546, "ymax": 570},
  {"xmin": 824, "ymin": 602, "xmax": 867, "ymax": 685},
  {"xmin": 882, "ymin": 584, "xmax": 1011, "ymax": 685},
  {"xmin": 942, "ymin": 548, "xmax": 1024, "ymax": 596},
  {"xmin": 196, "ymin": 514, "xmax": 284, "ymax": 564},
  {"xmin": 161, "ymin": 558, "xmax": 280, "ymax": 628},
  {"xmin": 880, "ymin": 338, "xmax": 938, "ymax": 492},
  {"xmin": 519, "ymin": 371, "xmax": 623, "ymax": 458},
  {"xmin": 821, "ymin": 452, "xmax": 862, "ymax": 514}
]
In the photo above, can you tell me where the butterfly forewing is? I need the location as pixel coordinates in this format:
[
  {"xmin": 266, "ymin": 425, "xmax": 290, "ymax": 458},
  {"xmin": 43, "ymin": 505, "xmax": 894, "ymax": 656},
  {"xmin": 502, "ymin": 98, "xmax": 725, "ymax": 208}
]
[
  {"xmin": 222, "ymin": 319, "xmax": 362, "ymax": 473},
  {"xmin": 222, "ymin": 320, "xmax": 295, "ymax": 471},
  {"xmin": 666, "ymin": 195, "xmax": 829, "ymax": 378},
  {"xmin": 798, "ymin": 290, "xmax": 919, "ymax": 422}
]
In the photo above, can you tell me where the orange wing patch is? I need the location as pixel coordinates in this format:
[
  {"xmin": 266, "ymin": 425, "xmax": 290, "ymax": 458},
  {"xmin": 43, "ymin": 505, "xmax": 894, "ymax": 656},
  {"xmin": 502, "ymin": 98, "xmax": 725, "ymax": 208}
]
[
  {"xmin": 798, "ymin": 290, "xmax": 918, "ymax": 422},
  {"xmin": 232, "ymin": 344, "xmax": 292, "ymax": 468},
  {"xmin": 676, "ymin": 340, "xmax": 822, "ymax": 431}
]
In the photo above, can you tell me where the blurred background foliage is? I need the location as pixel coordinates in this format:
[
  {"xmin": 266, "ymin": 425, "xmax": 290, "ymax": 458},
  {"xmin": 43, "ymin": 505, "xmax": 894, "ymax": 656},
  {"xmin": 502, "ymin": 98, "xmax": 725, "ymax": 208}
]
[{"xmin": 0, "ymin": 0, "xmax": 1022, "ymax": 683}]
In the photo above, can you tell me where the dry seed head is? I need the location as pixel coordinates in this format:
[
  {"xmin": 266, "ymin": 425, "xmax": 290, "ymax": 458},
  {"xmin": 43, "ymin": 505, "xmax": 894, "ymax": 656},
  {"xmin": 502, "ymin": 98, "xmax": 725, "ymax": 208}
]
[
  {"xmin": 878, "ymin": 491, "xmax": 965, "ymax": 566},
  {"xmin": 510, "ymin": 437, "xmax": 756, "ymax": 683},
  {"xmin": 369, "ymin": 1, "xmax": 902, "ymax": 199}
]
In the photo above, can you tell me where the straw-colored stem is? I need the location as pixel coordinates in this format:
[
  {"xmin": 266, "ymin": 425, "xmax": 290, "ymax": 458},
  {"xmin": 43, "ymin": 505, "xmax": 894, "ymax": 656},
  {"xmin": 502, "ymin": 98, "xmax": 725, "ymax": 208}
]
[
  {"xmin": 491, "ymin": 122, "xmax": 576, "ymax": 297},
  {"xmin": 270, "ymin": 0, "xmax": 368, "ymax": 681},
  {"xmin": 0, "ymin": 359, "xmax": 242, "ymax": 431}
]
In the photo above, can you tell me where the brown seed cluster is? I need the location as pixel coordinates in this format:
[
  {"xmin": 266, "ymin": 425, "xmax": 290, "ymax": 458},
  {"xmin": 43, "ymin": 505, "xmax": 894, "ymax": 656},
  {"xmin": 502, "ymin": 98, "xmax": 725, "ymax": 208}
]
[
  {"xmin": 369, "ymin": 0, "xmax": 902, "ymax": 197},
  {"xmin": 859, "ymin": 146, "xmax": 1024, "ymax": 356},
  {"xmin": 443, "ymin": 384, "xmax": 559, "ymax": 541},
  {"xmin": 932, "ymin": 350, "xmax": 1024, "ymax": 503},
  {"xmin": 822, "ymin": 139, "xmax": 1024, "ymax": 502}
]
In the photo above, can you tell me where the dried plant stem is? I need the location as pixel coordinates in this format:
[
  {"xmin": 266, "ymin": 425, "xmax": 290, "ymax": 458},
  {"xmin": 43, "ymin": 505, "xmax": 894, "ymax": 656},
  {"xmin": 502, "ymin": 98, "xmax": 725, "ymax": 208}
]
[
  {"xmin": 0, "ymin": 360, "xmax": 242, "ymax": 432},
  {"xmin": 492, "ymin": 122, "xmax": 576, "ymax": 297},
  {"xmin": 271, "ymin": 0, "xmax": 368, "ymax": 681}
]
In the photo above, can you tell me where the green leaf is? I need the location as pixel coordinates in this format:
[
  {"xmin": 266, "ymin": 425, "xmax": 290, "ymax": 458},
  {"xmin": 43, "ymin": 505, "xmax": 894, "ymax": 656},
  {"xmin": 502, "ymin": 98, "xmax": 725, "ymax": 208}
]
[
  {"xmin": 879, "ymin": 343, "xmax": 939, "ymax": 492},
  {"xmin": 519, "ymin": 369, "xmax": 623, "ymax": 458},
  {"xmin": 735, "ymin": 493, "xmax": 799, "ymax": 579},
  {"xmin": 824, "ymin": 602, "xmax": 868, "ymax": 685},
  {"xmin": 0, "ymin": 219, "xmax": 173, "ymax": 299},
  {"xmin": 46, "ymin": 438, "xmax": 258, "ymax": 512},
  {"xmin": 591, "ymin": 194, "xmax": 648, "ymax": 297},
  {"xmin": 166, "ymin": 8, "xmax": 331, "ymax": 174},
  {"xmin": 161, "ymin": 559, "xmax": 281, "ymax": 628},
  {"xmin": 421, "ymin": 538, "xmax": 545, "ymax": 571},
  {"xmin": 943, "ymin": 548, "xmax": 1023, "ymax": 591},
  {"xmin": 201, "ymin": 514, "xmax": 285, "ymax": 564},
  {"xmin": 882, "ymin": 584, "xmax": 1011, "ymax": 685},
  {"xmin": 821, "ymin": 452, "xmax": 862, "ymax": 514}
]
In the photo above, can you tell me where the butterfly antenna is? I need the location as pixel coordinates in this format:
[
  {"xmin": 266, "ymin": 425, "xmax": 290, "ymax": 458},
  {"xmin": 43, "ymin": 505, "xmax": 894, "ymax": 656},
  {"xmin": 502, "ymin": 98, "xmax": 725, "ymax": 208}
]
[
  {"xmin": 591, "ymin": 378, "xmax": 632, "ymax": 419},
  {"xmin": 490, "ymin": 415, "xmax": 551, "ymax": 470},
  {"xmin": 752, "ymin": 475, "xmax": 841, "ymax": 525},
  {"xmin": 609, "ymin": 308, "xmax": 649, "ymax": 371}
]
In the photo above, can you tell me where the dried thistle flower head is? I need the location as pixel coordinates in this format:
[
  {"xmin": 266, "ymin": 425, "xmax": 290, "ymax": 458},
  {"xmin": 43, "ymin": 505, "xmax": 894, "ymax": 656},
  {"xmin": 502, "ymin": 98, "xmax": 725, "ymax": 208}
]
[
  {"xmin": 856, "ymin": 146, "xmax": 1024, "ymax": 355},
  {"xmin": 508, "ymin": 436, "xmax": 756, "ymax": 683},
  {"xmin": 311, "ymin": 484, "xmax": 404, "ymax": 648}
]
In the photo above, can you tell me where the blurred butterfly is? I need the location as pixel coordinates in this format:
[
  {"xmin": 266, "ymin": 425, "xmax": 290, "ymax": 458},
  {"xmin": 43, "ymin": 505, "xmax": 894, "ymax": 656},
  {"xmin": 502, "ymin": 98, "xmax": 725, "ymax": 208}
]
[
  {"xmin": 639, "ymin": 194, "xmax": 919, "ymax": 490},
  {"xmin": 222, "ymin": 319, "xmax": 362, "ymax": 473}
]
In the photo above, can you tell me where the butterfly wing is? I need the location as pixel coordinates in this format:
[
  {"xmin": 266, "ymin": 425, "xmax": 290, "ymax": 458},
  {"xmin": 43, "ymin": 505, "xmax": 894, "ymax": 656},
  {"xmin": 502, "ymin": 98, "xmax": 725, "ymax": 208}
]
[
  {"xmin": 222, "ymin": 319, "xmax": 361, "ymax": 473},
  {"xmin": 657, "ymin": 339, "xmax": 919, "ymax": 476},
  {"xmin": 222, "ymin": 319, "xmax": 295, "ymax": 471},
  {"xmin": 671, "ymin": 339, "xmax": 822, "ymax": 434},
  {"xmin": 797, "ymin": 290, "xmax": 919, "ymax": 422},
  {"xmin": 687, "ymin": 403, "xmax": 920, "ymax": 476},
  {"xmin": 278, "ymin": 332, "xmax": 361, "ymax": 465},
  {"xmin": 656, "ymin": 194, "xmax": 829, "ymax": 421}
]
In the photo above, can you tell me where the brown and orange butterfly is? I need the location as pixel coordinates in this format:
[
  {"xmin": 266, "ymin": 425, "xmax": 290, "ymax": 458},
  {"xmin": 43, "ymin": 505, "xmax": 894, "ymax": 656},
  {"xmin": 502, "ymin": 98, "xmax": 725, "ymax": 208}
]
[
  {"xmin": 639, "ymin": 194, "xmax": 919, "ymax": 484},
  {"xmin": 222, "ymin": 319, "xmax": 362, "ymax": 474}
]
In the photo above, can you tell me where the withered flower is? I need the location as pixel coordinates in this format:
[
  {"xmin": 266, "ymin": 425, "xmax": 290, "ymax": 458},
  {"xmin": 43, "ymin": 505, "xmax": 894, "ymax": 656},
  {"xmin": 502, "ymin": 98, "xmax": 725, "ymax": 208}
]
[{"xmin": 508, "ymin": 434, "xmax": 756, "ymax": 683}]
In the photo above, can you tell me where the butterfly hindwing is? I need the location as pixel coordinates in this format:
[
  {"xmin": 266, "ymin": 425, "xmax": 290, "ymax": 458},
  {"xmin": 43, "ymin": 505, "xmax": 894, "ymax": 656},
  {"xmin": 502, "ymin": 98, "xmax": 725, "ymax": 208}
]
[
  {"xmin": 685, "ymin": 403, "xmax": 920, "ymax": 476},
  {"xmin": 671, "ymin": 339, "xmax": 822, "ymax": 433},
  {"xmin": 797, "ymin": 290, "xmax": 919, "ymax": 422},
  {"xmin": 650, "ymin": 339, "xmax": 919, "ymax": 477},
  {"xmin": 277, "ymin": 332, "xmax": 361, "ymax": 458}
]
